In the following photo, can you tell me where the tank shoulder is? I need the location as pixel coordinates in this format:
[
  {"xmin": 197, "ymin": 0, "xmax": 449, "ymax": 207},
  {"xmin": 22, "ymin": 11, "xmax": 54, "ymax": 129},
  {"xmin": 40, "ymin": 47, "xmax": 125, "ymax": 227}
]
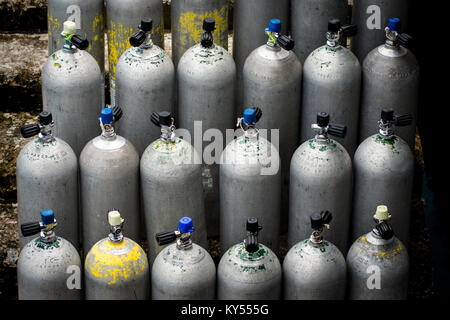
[
  {"xmin": 154, "ymin": 242, "xmax": 213, "ymax": 270},
  {"xmin": 142, "ymin": 137, "xmax": 201, "ymax": 168},
  {"xmin": 304, "ymin": 45, "xmax": 360, "ymax": 78},
  {"xmin": 86, "ymin": 135, "xmax": 137, "ymax": 155},
  {"xmin": 295, "ymin": 138, "xmax": 351, "ymax": 161},
  {"xmin": 44, "ymin": 48, "xmax": 101, "ymax": 76},
  {"xmin": 18, "ymin": 137, "xmax": 77, "ymax": 166},
  {"xmin": 363, "ymin": 45, "xmax": 419, "ymax": 77},
  {"xmin": 84, "ymin": 237, "xmax": 148, "ymax": 283},
  {"xmin": 355, "ymin": 134, "xmax": 414, "ymax": 160},
  {"xmin": 118, "ymin": 45, "xmax": 173, "ymax": 70},
  {"xmin": 179, "ymin": 43, "xmax": 235, "ymax": 68}
]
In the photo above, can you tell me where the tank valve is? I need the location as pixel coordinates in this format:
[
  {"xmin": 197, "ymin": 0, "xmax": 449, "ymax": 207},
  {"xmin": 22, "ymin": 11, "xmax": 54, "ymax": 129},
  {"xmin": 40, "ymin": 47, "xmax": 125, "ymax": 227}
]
[
  {"xmin": 243, "ymin": 217, "xmax": 263, "ymax": 253},
  {"xmin": 385, "ymin": 17, "xmax": 413, "ymax": 48},
  {"xmin": 265, "ymin": 19, "xmax": 295, "ymax": 51},
  {"xmin": 107, "ymin": 209, "xmax": 124, "ymax": 243},
  {"xmin": 61, "ymin": 21, "xmax": 89, "ymax": 51},
  {"xmin": 312, "ymin": 112, "xmax": 347, "ymax": 140},
  {"xmin": 151, "ymin": 111, "xmax": 175, "ymax": 142},
  {"xmin": 130, "ymin": 18, "xmax": 153, "ymax": 47},
  {"xmin": 326, "ymin": 19, "xmax": 358, "ymax": 47},
  {"xmin": 21, "ymin": 209, "xmax": 57, "ymax": 242},
  {"xmin": 21, "ymin": 111, "xmax": 54, "ymax": 141},
  {"xmin": 99, "ymin": 106, "xmax": 122, "ymax": 138},
  {"xmin": 201, "ymin": 18, "xmax": 215, "ymax": 48},
  {"xmin": 237, "ymin": 107, "xmax": 262, "ymax": 139},
  {"xmin": 156, "ymin": 217, "xmax": 194, "ymax": 250},
  {"xmin": 372, "ymin": 205, "xmax": 395, "ymax": 240},
  {"xmin": 378, "ymin": 109, "xmax": 413, "ymax": 138},
  {"xmin": 309, "ymin": 211, "xmax": 332, "ymax": 244}
]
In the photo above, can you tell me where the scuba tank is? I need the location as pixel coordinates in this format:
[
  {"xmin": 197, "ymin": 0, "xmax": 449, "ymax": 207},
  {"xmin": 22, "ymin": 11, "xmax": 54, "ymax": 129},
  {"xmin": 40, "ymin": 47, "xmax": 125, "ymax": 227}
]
[
  {"xmin": 106, "ymin": 0, "xmax": 164, "ymax": 106},
  {"xmin": 289, "ymin": 112, "xmax": 352, "ymax": 254},
  {"xmin": 171, "ymin": 0, "xmax": 229, "ymax": 67},
  {"xmin": 300, "ymin": 19, "xmax": 361, "ymax": 157},
  {"xmin": 352, "ymin": 0, "xmax": 410, "ymax": 62},
  {"xmin": 79, "ymin": 106, "xmax": 140, "ymax": 255},
  {"xmin": 283, "ymin": 211, "xmax": 346, "ymax": 300},
  {"xmin": 17, "ymin": 111, "xmax": 78, "ymax": 249},
  {"xmin": 85, "ymin": 210, "xmax": 149, "ymax": 299},
  {"xmin": 217, "ymin": 218, "xmax": 281, "ymax": 300},
  {"xmin": 116, "ymin": 18, "xmax": 175, "ymax": 156},
  {"xmin": 47, "ymin": 0, "xmax": 104, "ymax": 78},
  {"xmin": 220, "ymin": 108, "xmax": 281, "ymax": 254},
  {"xmin": 177, "ymin": 17, "xmax": 236, "ymax": 237},
  {"xmin": 242, "ymin": 18, "xmax": 301, "ymax": 232},
  {"xmin": 347, "ymin": 205, "xmax": 409, "ymax": 300},
  {"xmin": 358, "ymin": 17, "xmax": 419, "ymax": 149},
  {"xmin": 141, "ymin": 111, "xmax": 207, "ymax": 264},
  {"xmin": 18, "ymin": 209, "xmax": 82, "ymax": 300},
  {"xmin": 233, "ymin": 0, "xmax": 289, "ymax": 112},
  {"xmin": 42, "ymin": 20, "xmax": 102, "ymax": 157},
  {"xmin": 291, "ymin": 0, "xmax": 349, "ymax": 64},
  {"xmin": 352, "ymin": 109, "xmax": 414, "ymax": 245},
  {"xmin": 152, "ymin": 217, "xmax": 216, "ymax": 300}
]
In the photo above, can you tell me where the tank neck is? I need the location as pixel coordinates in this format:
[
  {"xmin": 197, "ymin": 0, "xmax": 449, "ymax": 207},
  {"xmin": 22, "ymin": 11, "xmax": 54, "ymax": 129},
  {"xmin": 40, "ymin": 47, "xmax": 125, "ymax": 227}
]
[
  {"xmin": 378, "ymin": 119, "xmax": 395, "ymax": 139},
  {"xmin": 312, "ymin": 124, "xmax": 330, "ymax": 144},
  {"xmin": 176, "ymin": 232, "xmax": 193, "ymax": 250},
  {"xmin": 108, "ymin": 224, "xmax": 124, "ymax": 243},
  {"xmin": 160, "ymin": 124, "xmax": 176, "ymax": 143},
  {"xmin": 100, "ymin": 122, "xmax": 117, "ymax": 141},
  {"xmin": 38, "ymin": 123, "xmax": 55, "ymax": 143},
  {"xmin": 367, "ymin": 230, "xmax": 394, "ymax": 246},
  {"xmin": 325, "ymin": 31, "xmax": 342, "ymax": 49},
  {"xmin": 140, "ymin": 33, "xmax": 153, "ymax": 50}
]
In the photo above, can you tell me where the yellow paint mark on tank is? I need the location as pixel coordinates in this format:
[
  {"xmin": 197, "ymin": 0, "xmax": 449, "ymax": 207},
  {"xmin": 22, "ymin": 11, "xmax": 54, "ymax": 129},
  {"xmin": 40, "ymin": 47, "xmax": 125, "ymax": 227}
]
[
  {"xmin": 107, "ymin": 21, "xmax": 134, "ymax": 82},
  {"xmin": 48, "ymin": 14, "xmax": 61, "ymax": 35},
  {"xmin": 153, "ymin": 16, "xmax": 165, "ymax": 49},
  {"xmin": 177, "ymin": 5, "xmax": 228, "ymax": 49},
  {"xmin": 85, "ymin": 238, "xmax": 147, "ymax": 285}
]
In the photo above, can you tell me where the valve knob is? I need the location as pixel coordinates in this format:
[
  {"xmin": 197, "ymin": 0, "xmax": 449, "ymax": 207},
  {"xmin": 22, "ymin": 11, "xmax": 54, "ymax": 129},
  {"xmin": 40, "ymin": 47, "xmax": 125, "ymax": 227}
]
[
  {"xmin": 130, "ymin": 31, "xmax": 146, "ymax": 47},
  {"xmin": 276, "ymin": 34, "xmax": 295, "ymax": 51},
  {"xmin": 155, "ymin": 231, "xmax": 177, "ymax": 246},
  {"xmin": 375, "ymin": 221, "xmax": 395, "ymax": 240},
  {"xmin": 341, "ymin": 24, "xmax": 358, "ymax": 37},
  {"xmin": 151, "ymin": 111, "xmax": 171, "ymax": 127},
  {"xmin": 21, "ymin": 222, "xmax": 41, "ymax": 237},
  {"xmin": 328, "ymin": 123, "xmax": 347, "ymax": 138},
  {"xmin": 140, "ymin": 17, "xmax": 153, "ymax": 32},
  {"xmin": 394, "ymin": 113, "xmax": 413, "ymax": 127},
  {"xmin": 317, "ymin": 112, "xmax": 330, "ymax": 127},
  {"xmin": 21, "ymin": 124, "xmax": 40, "ymax": 138},
  {"xmin": 310, "ymin": 211, "xmax": 333, "ymax": 229},
  {"xmin": 71, "ymin": 35, "xmax": 89, "ymax": 50},
  {"xmin": 328, "ymin": 19, "xmax": 341, "ymax": 33},
  {"xmin": 246, "ymin": 217, "xmax": 262, "ymax": 233},
  {"xmin": 112, "ymin": 106, "xmax": 123, "ymax": 122},
  {"xmin": 388, "ymin": 17, "xmax": 401, "ymax": 32},
  {"xmin": 243, "ymin": 107, "xmax": 262, "ymax": 125},
  {"xmin": 39, "ymin": 111, "xmax": 52, "ymax": 125},
  {"xmin": 397, "ymin": 33, "xmax": 413, "ymax": 47},
  {"xmin": 381, "ymin": 109, "xmax": 395, "ymax": 122},
  {"xmin": 203, "ymin": 18, "xmax": 215, "ymax": 32}
]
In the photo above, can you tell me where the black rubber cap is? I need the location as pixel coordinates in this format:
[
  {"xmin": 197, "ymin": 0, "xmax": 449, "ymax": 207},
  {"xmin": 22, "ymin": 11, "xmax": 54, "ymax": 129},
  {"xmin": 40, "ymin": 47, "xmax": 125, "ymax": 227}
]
[
  {"xmin": 246, "ymin": 217, "xmax": 259, "ymax": 233},
  {"xmin": 39, "ymin": 111, "xmax": 52, "ymax": 125},
  {"xmin": 245, "ymin": 234, "xmax": 259, "ymax": 253},
  {"xmin": 130, "ymin": 31, "xmax": 146, "ymax": 47},
  {"xmin": 112, "ymin": 106, "xmax": 123, "ymax": 122},
  {"xmin": 341, "ymin": 24, "xmax": 358, "ymax": 37},
  {"xmin": 328, "ymin": 123, "xmax": 347, "ymax": 138},
  {"xmin": 71, "ymin": 34, "xmax": 89, "ymax": 50},
  {"xmin": 317, "ymin": 112, "xmax": 330, "ymax": 127},
  {"xmin": 394, "ymin": 113, "xmax": 413, "ymax": 127},
  {"xmin": 203, "ymin": 18, "xmax": 215, "ymax": 32},
  {"xmin": 397, "ymin": 33, "xmax": 413, "ymax": 47},
  {"xmin": 381, "ymin": 109, "xmax": 395, "ymax": 122},
  {"xmin": 328, "ymin": 19, "xmax": 341, "ymax": 33},
  {"xmin": 21, "ymin": 222, "xmax": 41, "ymax": 237},
  {"xmin": 20, "ymin": 124, "xmax": 40, "ymax": 138},
  {"xmin": 155, "ymin": 231, "xmax": 177, "ymax": 246},
  {"xmin": 158, "ymin": 111, "xmax": 171, "ymax": 126},
  {"xmin": 310, "ymin": 211, "xmax": 333, "ymax": 229},
  {"xmin": 140, "ymin": 17, "xmax": 153, "ymax": 32},
  {"xmin": 375, "ymin": 221, "xmax": 395, "ymax": 240},
  {"xmin": 276, "ymin": 34, "xmax": 295, "ymax": 51}
]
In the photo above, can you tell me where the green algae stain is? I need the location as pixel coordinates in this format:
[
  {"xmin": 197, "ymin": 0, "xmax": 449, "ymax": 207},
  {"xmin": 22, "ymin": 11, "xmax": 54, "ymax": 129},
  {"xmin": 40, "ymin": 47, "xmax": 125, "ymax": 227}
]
[
  {"xmin": 34, "ymin": 236, "xmax": 61, "ymax": 250},
  {"xmin": 374, "ymin": 135, "xmax": 399, "ymax": 153}
]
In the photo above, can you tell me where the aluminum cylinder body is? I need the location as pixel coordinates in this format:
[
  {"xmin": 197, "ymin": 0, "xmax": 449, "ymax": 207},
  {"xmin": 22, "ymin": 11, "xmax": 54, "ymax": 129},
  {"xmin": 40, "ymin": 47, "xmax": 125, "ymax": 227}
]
[
  {"xmin": 152, "ymin": 243, "xmax": 216, "ymax": 299},
  {"xmin": 233, "ymin": 0, "xmax": 289, "ymax": 112},
  {"xmin": 347, "ymin": 231, "xmax": 409, "ymax": 300},
  {"xmin": 42, "ymin": 48, "xmax": 102, "ymax": 156},
  {"xmin": 359, "ymin": 44, "xmax": 419, "ymax": 149},
  {"xmin": 116, "ymin": 43, "xmax": 175, "ymax": 156},
  {"xmin": 291, "ymin": 0, "xmax": 348, "ymax": 64},
  {"xmin": 300, "ymin": 44, "xmax": 361, "ymax": 156},
  {"xmin": 80, "ymin": 134, "xmax": 140, "ymax": 255},
  {"xmin": 217, "ymin": 242, "xmax": 281, "ymax": 300},
  {"xmin": 106, "ymin": 0, "xmax": 164, "ymax": 106},
  {"xmin": 288, "ymin": 138, "xmax": 352, "ymax": 253},
  {"xmin": 283, "ymin": 238, "xmax": 346, "ymax": 299},
  {"xmin": 351, "ymin": 0, "xmax": 409, "ymax": 62},
  {"xmin": 352, "ymin": 134, "xmax": 414, "ymax": 245},
  {"xmin": 243, "ymin": 44, "xmax": 302, "ymax": 232},
  {"xmin": 18, "ymin": 236, "xmax": 82, "ymax": 300},
  {"xmin": 220, "ymin": 135, "xmax": 281, "ymax": 253},
  {"xmin": 48, "ymin": 0, "xmax": 105, "ymax": 72},
  {"xmin": 178, "ymin": 42, "xmax": 236, "ymax": 237},
  {"xmin": 141, "ymin": 137, "xmax": 207, "ymax": 264},
  {"xmin": 17, "ymin": 138, "xmax": 78, "ymax": 249},
  {"xmin": 171, "ymin": 0, "xmax": 228, "ymax": 67},
  {"xmin": 85, "ymin": 237, "xmax": 149, "ymax": 299}
]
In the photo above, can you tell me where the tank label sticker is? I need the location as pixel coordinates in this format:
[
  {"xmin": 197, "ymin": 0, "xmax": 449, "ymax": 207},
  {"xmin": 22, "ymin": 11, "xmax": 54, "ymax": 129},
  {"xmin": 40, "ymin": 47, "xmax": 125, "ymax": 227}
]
[{"xmin": 176, "ymin": 5, "xmax": 228, "ymax": 52}]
